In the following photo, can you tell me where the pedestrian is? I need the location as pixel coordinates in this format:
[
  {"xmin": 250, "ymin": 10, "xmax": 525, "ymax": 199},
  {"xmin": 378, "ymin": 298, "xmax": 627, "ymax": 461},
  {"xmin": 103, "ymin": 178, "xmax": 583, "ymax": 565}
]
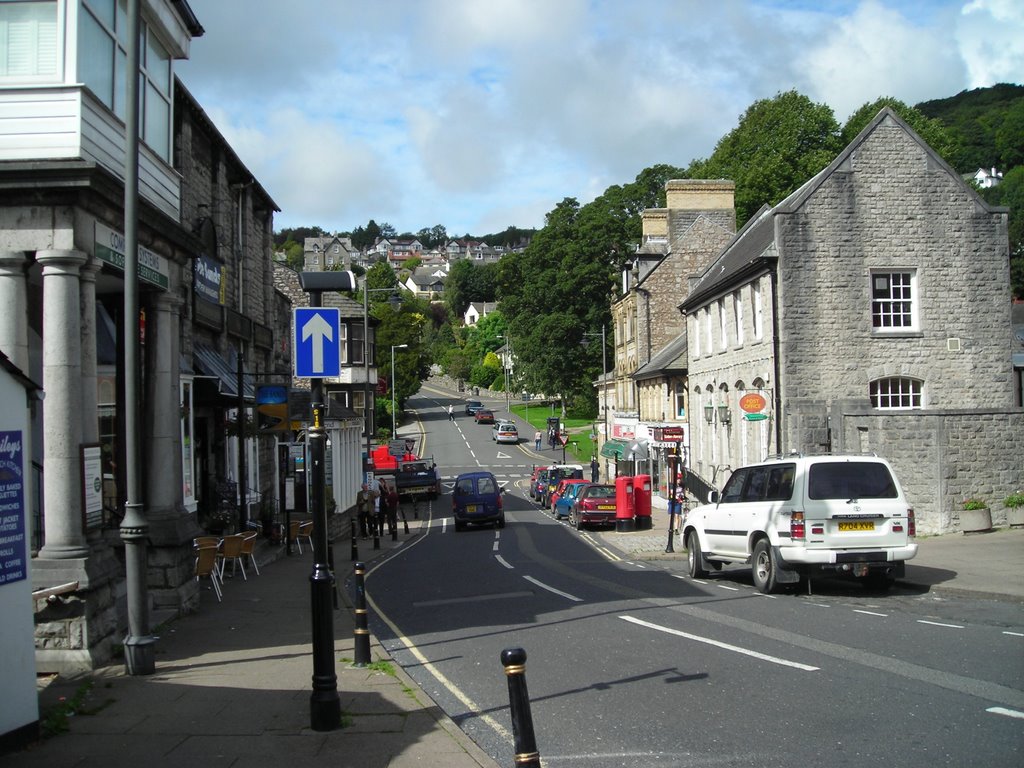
[
  {"xmin": 356, "ymin": 482, "xmax": 374, "ymax": 538},
  {"xmin": 534, "ymin": 430, "xmax": 542, "ymax": 451},
  {"xmin": 373, "ymin": 479, "xmax": 388, "ymax": 536},
  {"xmin": 383, "ymin": 480, "xmax": 399, "ymax": 535},
  {"xmin": 590, "ymin": 455, "xmax": 599, "ymax": 483},
  {"xmin": 447, "ymin": 404, "xmax": 454, "ymax": 421}
]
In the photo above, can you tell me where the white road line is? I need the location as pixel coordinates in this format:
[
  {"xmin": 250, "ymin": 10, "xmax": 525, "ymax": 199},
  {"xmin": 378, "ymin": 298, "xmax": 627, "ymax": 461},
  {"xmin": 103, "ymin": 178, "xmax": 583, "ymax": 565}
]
[
  {"xmin": 853, "ymin": 609, "xmax": 888, "ymax": 617},
  {"xmin": 495, "ymin": 554, "xmax": 513, "ymax": 569},
  {"xmin": 1003, "ymin": 631, "xmax": 1024, "ymax": 637},
  {"xmin": 986, "ymin": 707, "xmax": 1024, "ymax": 720},
  {"xmin": 917, "ymin": 619, "xmax": 964, "ymax": 629},
  {"xmin": 492, "ymin": 541, "xmax": 499, "ymax": 552},
  {"xmin": 717, "ymin": 584, "xmax": 740, "ymax": 592},
  {"xmin": 523, "ymin": 575, "xmax": 583, "ymax": 602},
  {"xmin": 620, "ymin": 615, "xmax": 820, "ymax": 671}
]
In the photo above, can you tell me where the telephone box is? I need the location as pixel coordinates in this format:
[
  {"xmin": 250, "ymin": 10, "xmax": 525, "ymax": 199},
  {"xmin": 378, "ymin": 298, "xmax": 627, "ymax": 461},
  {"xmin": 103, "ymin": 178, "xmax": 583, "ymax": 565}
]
[
  {"xmin": 633, "ymin": 474, "xmax": 652, "ymax": 530},
  {"xmin": 615, "ymin": 475, "xmax": 635, "ymax": 532}
]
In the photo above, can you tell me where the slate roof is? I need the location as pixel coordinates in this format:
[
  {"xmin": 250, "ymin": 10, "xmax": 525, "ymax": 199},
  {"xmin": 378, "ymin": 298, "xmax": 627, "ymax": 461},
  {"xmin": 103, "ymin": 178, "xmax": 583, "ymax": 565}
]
[{"xmin": 633, "ymin": 331, "xmax": 688, "ymax": 381}]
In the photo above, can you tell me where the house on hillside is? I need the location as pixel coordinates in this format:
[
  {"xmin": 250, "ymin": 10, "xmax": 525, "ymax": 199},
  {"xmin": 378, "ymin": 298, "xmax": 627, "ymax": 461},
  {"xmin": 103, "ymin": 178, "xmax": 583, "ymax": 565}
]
[
  {"xmin": 464, "ymin": 302, "xmax": 498, "ymax": 325},
  {"xmin": 679, "ymin": 108, "xmax": 1020, "ymax": 534},
  {"xmin": 303, "ymin": 235, "xmax": 353, "ymax": 271},
  {"xmin": 403, "ymin": 267, "xmax": 446, "ymax": 299}
]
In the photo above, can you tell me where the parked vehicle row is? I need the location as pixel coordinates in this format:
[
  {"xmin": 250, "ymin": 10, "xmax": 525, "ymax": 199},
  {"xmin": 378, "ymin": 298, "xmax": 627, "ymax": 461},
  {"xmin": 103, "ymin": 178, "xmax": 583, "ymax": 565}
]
[{"xmin": 530, "ymin": 464, "xmax": 616, "ymax": 530}]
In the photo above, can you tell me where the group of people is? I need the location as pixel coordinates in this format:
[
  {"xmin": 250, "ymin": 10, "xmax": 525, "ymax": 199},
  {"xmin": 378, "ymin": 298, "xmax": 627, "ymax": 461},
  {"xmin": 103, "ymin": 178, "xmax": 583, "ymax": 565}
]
[{"xmin": 355, "ymin": 477, "xmax": 400, "ymax": 539}]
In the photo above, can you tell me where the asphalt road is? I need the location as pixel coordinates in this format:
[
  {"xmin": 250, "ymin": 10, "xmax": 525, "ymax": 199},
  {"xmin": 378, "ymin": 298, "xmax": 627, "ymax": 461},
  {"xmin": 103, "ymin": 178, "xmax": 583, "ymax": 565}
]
[{"xmin": 366, "ymin": 391, "xmax": 1024, "ymax": 767}]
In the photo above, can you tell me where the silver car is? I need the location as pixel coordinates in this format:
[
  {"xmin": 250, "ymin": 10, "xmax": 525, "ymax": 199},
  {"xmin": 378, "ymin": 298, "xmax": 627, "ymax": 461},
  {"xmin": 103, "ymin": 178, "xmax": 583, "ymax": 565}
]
[{"xmin": 492, "ymin": 422, "xmax": 519, "ymax": 444}]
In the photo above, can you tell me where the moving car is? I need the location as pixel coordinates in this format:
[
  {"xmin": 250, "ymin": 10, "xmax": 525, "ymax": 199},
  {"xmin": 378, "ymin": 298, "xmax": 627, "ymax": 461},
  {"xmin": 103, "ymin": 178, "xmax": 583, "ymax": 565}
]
[
  {"xmin": 682, "ymin": 453, "xmax": 917, "ymax": 594},
  {"xmin": 492, "ymin": 422, "xmax": 519, "ymax": 443},
  {"xmin": 474, "ymin": 408, "xmax": 495, "ymax": 424},
  {"xmin": 452, "ymin": 471, "xmax": 505, "ymax": 531},
  {"xmin": 568, "ymin": 484, "xmax": 617, "ymax": 530},
  {"xmin": 464, "ymin": 399, "xmax": 484, "ymax": 416}
]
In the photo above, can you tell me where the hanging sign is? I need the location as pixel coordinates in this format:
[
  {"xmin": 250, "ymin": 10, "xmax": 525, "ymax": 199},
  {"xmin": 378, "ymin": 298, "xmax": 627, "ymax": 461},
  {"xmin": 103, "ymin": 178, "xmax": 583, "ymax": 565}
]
[{"xmin": 739, "ymin": 393, "xmax": 767, "ymax": 413}]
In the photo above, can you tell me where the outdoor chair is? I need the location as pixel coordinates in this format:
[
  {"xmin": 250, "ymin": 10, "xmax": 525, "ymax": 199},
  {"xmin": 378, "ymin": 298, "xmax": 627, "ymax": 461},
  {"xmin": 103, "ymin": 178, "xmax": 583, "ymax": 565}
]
[
  {"xmin": 194, "ymin": 535, "xmax": 221, "ymax": 549},
  {"xmin": 218, "ymin": 533, "xmax": 248, "ymax": 580},
  {"xmin": 194, "ymin": 544, "xmax": 222, "ymax": 602},
  {"xmin": 240, "ymin": 530, "xmax": 260, "ymax": 576},
  {"xmin": 290, "ymin": 520, "xmax": 314, "ymax": 554}
]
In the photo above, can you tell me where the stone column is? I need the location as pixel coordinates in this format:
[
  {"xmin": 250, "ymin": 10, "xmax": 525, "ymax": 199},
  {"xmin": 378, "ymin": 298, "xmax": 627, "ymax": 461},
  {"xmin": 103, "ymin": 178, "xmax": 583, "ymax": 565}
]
[
  {"xmin": 0, "ymin": 251, "xmax": 30, "ymax": 371},
  {"xmin": 145, "ymin": 292, "xmax": 184, "ymax": 519},
  {"xmin": 37, "ymin": 249, "xmax": 89, "ymax": 559},
  {"xmin": 79, "ymin": 256, "xmax": 102, "ymax": 444}
]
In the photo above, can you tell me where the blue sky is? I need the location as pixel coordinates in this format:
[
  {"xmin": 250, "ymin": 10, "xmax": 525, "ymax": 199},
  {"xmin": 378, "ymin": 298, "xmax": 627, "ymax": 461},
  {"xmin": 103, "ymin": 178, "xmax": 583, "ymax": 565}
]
[{"xmin": 177, "ymin": 0, "xmax": 1023, "ymax": 238}]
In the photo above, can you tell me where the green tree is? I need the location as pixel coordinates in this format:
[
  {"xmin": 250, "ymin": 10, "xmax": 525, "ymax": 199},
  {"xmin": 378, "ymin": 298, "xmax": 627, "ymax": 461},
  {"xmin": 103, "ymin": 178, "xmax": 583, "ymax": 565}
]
[
  {"xmin": 981, "ymin": 165, "xmax": 1024, "ymax": 299},
  {"xmin": 994, "ymin": 99, "xmax": 1024, "ymax": 170},
  {"xmin": 841, "ymin": 97, "xmax": 958, "ymax": 164},
  {"xmin": 688, "ymin": 90, "xmax": 843, "ymax": 227}
]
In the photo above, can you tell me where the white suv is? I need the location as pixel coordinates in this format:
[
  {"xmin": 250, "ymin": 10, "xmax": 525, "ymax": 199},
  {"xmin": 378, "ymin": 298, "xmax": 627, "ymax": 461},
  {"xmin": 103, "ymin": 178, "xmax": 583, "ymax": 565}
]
[{"xmin": 682, "ymin": 454, "xmax": 917, "ymax": 593}]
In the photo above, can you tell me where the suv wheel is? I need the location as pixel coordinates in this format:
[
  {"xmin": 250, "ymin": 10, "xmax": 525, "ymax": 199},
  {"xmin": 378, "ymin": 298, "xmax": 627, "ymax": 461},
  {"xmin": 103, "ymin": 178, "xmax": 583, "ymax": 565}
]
[
  {"xmin": 751, "ymin": 539, "xmax": 779, "ymax": 594},
  {"xmin": 686, "ymin": 531, "xmax": 708, "ymax": 579},
  {"xmin": 497, "ymin": 515, "xmax": 506, "ymax": 530}
]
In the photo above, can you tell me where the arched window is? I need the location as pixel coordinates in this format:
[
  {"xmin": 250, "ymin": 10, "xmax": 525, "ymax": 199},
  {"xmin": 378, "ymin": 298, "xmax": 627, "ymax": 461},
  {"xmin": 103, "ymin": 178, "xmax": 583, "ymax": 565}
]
[{"xmin": 870, "ymin": 377, "xmax": 922, "ymax": 410}]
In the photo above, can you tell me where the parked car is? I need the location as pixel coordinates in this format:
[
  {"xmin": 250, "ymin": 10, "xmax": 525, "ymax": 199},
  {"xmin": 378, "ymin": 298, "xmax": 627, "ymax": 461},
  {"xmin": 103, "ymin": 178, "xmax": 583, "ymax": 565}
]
[
  {"xmin": 492, "ymin": 422, "xmax": 519, "ymax": 443},
  {"xmin": 550, "ymin": 478, "xmax": 588, "ymax": 516},
  {"xmin": 553, "ymin": 481, "xmax": 588, "ymax": 520},
  {"xmin": 540, "ymin": 464, "xmax": 584, "ymax": 507},
  {"xmin": 464, "ymin": 399, "xmax": 484, "ymax": 416},
  {"xmin": 568, "ymin": 484, "xmax": 617, "ymax": 530},
  {"xmin": 682, "ymin": 454, "xmax": 917, "ymax": 594},
  {"xmin": 528, "ymin": 466, "xmax": 544, "ymax": 500},
  {"xmin": 474, "ymin": 409, "xmax": 495, "ymax": 424},
  {"xmin": 452, "ymin": 471, "xmax": 505, "ymax": 531}
]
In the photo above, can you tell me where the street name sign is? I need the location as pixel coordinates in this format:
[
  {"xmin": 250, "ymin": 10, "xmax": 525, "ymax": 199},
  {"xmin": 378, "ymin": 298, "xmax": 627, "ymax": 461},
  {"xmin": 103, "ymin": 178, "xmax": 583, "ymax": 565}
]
[{"xmin": 294, "ymin": 307, "xmax": 341, "ymax": 378}]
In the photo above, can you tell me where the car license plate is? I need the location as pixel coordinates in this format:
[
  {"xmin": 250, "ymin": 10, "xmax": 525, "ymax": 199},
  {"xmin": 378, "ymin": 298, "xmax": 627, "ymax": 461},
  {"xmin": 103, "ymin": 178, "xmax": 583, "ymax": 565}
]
[
  {"xmin": 838, "ymin": 521, "xmax": 874, "ymax": 531},
  {"xmin": 597, "ymin": 504, "xmax": 615, "ymax": 510},
  {"xmin": 466, "ymin": 505, "xmax": 477, "ymax": 513}
]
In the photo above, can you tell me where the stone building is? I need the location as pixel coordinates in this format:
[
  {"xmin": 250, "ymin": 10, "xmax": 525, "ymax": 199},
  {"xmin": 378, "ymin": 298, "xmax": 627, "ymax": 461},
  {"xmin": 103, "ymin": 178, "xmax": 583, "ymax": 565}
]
[
  {"xmin": 605, "ymin": 181, "xmax": 735, "ymax": 493},
  {"xmin": 0, "ymin": 1, "xmax": 289, "ymax": 671},
  {"xmin": 680, "ymin": 108, "xmax": 1022, "ymax": 533}
]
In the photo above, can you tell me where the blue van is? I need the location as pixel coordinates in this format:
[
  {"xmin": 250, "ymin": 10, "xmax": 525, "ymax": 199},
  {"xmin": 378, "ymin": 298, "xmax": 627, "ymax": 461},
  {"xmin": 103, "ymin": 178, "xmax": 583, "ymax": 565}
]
[{"xmin": 452, "ymin": 471, "xmax": 505, "ymax": 531}]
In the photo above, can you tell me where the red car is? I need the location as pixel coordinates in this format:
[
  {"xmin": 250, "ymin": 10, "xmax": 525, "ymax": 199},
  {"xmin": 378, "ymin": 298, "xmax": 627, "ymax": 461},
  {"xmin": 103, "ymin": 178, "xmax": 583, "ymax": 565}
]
[
  {"xmin": 569, "ymin": 484, "xmax": 617, "ymax": 530},
  {"xmin": 474, "ymin": 409, "xmax": 495, "ymax": 424}
]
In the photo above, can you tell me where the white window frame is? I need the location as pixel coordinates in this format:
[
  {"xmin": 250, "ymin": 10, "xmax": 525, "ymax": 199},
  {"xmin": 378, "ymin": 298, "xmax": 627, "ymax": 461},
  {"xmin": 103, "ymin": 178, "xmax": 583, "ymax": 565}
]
[
  {"xmin": 870, "ymin": 377, "xmax": 923, "ymax": 410},
  {"xmin": 871, "ymin": 270, "xmax": 919, "ymax": 333},
  {"xmin": 752, "ymin": 279, "xmax": 763, "ymax": 340},
  {"xmin": 705, "ymin": 307, "xmax": 713, "ymax": 353},
  {"xmin": 338, "ymin": 321, "xmax": 348, "ymax": 364},
  {"xmin": 0, "ymin": 0, "xmax": 60, "ymax": 82},
  {"xmin": 734, "ymin": 290, "xmax": 744, "ymax": 347},
  {"xmin": 690, "ymin": 314, "xmax": 700, "ymax": 358},
  {"xmin": 718, "ymin": 298, "xmax": 727, "ymax": 351}
]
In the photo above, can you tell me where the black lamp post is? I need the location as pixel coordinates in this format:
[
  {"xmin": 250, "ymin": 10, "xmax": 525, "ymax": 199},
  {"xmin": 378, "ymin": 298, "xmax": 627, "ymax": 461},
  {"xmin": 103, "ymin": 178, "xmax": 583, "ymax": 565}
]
[{"xmin": 298, "ymin": 270, "xmax": 357, "ymax": 731}]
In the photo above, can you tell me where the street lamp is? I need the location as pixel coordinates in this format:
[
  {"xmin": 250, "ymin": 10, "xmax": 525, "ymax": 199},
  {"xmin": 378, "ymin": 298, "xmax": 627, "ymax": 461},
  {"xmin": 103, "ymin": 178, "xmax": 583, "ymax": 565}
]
[
  {"xmin": 391, "ymin": 344, "xmax": 407, "ymax": 436},
  {"xmin": 361, "ymin": 283, "xmax": 402, "ymax": 481},
  {"xmin": 498, "ymin": 334, "xmax": 513, "ymax": 415},
  {"xmin": 583, "ymin": 325, "xmax": 608, "ymax": 468}
]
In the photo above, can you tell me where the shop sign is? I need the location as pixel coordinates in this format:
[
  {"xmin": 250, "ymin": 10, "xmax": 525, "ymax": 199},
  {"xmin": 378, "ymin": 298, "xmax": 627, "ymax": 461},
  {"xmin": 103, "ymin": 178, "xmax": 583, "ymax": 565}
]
[
  {"xmin": 744, "ymin": 413, "xmax": 769, "ymax": 422},
  {"xmin": 193, "ymin": 253, "xmax": 224, "ymax": 304},
  {"xmin": 94, "ymin": 222, "xmax": 170, "ymax": 290},
  {"xmin": 0, "ymin": 431, "xmax": 27, "ymax": 585},
  {"xmin": 739, "ymin": 393, "xmax": 767, "ymax": 413}
]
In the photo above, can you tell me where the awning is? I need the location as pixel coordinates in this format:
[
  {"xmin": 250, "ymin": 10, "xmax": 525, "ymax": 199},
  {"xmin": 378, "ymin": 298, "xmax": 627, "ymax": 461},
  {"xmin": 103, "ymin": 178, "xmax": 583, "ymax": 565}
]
[
  {"xmin": 600, "ymin": 439, "xmax": 630, "ymax": 459},
  {"xmin": 193, "ymin": 342, "xmax": 255, "ymax": 403}
]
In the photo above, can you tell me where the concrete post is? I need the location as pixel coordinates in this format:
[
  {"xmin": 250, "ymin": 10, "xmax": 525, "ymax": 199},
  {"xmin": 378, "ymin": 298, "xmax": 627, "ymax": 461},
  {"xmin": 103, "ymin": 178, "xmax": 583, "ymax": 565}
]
[
  {"xmin": 79, "ymin": 256, "xmax": 101, "ymax": 445},
  {"xmin": 37, "ymin": 249, "xmax": 89, "ymax": 559},
  {"xmin": 145, "ymin": 292, "xmax": 184, "ymax": 517}
]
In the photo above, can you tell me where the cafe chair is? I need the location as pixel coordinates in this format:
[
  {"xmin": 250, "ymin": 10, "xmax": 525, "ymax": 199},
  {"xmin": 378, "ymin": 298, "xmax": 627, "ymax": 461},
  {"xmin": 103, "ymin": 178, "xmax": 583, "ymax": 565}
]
[
  {"xmin": 291, "ymin": 520, "xmax": 314, "ymax": 554},
  {"xmin": 194, "ymin": 544, "xmax": 222, "ymax": 602},
  {"xmin": 218, "ymin": 533, "xmax": 248, "ymax": 580},
  {"xmin": 240, "ymin": 530, "xmax": 260, "ymax": 576}
]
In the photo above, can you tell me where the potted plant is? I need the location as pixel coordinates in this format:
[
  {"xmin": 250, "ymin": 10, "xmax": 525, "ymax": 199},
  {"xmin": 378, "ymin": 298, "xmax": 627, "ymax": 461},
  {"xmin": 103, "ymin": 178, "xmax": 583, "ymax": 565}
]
[
  {"xmin": 1004, "ymin": 492, "xmax": 1024, "ymax": 528},
  {"xmin": 960, "ymin": 498, "xmax": 992, "ymax": 533}
]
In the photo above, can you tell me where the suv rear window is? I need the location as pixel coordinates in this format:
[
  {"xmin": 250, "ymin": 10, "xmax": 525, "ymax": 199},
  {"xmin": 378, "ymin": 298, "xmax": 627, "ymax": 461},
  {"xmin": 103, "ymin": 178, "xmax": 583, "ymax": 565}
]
[
  {"xmin": 584, "ymin": 485, "xmax": 615, "ymax": 499},
  {"xmin": 807, "ymin": 462, "xmax": 897, "ymax": 500}
]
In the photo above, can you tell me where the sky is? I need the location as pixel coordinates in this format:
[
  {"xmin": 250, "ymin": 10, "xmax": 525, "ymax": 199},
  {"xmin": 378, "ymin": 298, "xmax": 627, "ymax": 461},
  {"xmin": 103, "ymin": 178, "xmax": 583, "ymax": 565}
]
[{"xmin": 176, "ymin": 0, "xmax": 1024, "ymax": 238}]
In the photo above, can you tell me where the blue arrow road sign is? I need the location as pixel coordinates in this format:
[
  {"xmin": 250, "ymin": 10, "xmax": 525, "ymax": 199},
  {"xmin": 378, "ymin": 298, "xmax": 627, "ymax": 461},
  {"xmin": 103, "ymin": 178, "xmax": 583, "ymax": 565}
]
[{"xmin": 294, "ymin": 307, "xmax": 341, "ymax": 378}]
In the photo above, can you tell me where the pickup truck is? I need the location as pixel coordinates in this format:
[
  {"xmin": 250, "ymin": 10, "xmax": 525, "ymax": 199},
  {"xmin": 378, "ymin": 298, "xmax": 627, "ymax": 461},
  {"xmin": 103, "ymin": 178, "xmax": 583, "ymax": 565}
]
[{"xmin": 395, "ymin": 458, "xmax": 440, "ymax": 500}]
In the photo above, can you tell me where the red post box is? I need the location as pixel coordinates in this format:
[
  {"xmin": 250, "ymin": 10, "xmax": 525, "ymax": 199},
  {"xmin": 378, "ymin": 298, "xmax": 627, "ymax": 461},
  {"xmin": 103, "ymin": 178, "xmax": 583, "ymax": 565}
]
[
  {"xmin": 615, "ymin": 475, "xmax": 635, "ymax": 533},
  {"xmin": 633, "ymin": 474, "xmax": 652, "ymax": 530}
]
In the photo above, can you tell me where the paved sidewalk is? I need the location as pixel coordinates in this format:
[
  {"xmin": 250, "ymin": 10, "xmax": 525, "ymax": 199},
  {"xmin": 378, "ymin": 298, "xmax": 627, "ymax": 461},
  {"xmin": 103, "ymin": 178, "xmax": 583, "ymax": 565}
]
[{"xmin": 8, "ymin": 517, "xmax": 502, "ymax": 768}]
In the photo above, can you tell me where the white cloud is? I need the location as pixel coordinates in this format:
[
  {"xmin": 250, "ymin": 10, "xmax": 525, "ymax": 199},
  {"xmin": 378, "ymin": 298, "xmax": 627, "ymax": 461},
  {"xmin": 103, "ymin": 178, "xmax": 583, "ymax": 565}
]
[{"xmin": 957, "ymin": 0, "xmax": 1024, "ymax": 87}]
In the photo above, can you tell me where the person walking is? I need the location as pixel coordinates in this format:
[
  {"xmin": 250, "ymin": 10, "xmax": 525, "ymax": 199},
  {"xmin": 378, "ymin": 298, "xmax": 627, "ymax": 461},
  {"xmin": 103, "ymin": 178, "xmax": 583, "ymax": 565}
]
[
  {"xmin": 356, "ymin": 482, "xmax": 375, "ymax": 538},
  {"xmin": 534, "ymin": 429, "xmax": 543, "ymax": 451},
  {"xmin": 373, "ymin": 479, "xmax": 388, "ymax": 537},
  {"xmin": 447, "ymin": 404, "xmax": 454, "ymax": 421},
  {"xmin": 383, "ymin": 479, "xmax": 399, "ymax": 536},
  {"xmin": 590, "ymin": 455, "xmax": 599, "ymax": 483}
]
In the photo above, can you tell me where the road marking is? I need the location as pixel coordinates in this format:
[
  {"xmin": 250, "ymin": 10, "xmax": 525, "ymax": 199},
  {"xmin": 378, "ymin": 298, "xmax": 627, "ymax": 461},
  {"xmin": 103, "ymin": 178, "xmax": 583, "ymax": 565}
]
[
  {"xmin": 492, "ymin": 541, "xmax": 499, "ymax": 552},
  {"xmin": 495, "ymin": 554, "xmax": 513, "ymax": 569},
  {"xmin": 1003, "ymin": 631, "xmax": 1024, "ymax": 637},
  {"xmin": 496, "ymin": 451, "xmax": 511, "ymax": 458},
  {"xmin": 620, "ymin": 615, "xmax": 820, "ymax": 671},
  {"xmin": 986, "ymin": 707, "xmax": 1024, "ymax": 720},
  {"xmin": 717, "ymin": 584, "xmax": 740, "ymax": 592},
  {"xmin": 413, "ymin": 590, "xmax": 533, "ymax": 607},
  {"xmin": 523, "ymin": 575, "xmax": 583, "ymax": 602},
  {"xmin": 853, "ymin": 609, "xmax": 888, "ymax": 617},
  {"xmin": 917, "ymin": 619, "xmax": 963, "ymax": 629}
]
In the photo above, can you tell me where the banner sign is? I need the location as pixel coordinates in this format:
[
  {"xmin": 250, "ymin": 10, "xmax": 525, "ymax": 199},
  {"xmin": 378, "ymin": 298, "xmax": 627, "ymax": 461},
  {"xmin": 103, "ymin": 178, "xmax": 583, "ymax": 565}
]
[
  {"xmin": 193, "ymin": 253, "xmax": 224, "ymax": 305},
  {"xmin": 0, "ymin": 431, "xmax": 27, "ymax": 586}
]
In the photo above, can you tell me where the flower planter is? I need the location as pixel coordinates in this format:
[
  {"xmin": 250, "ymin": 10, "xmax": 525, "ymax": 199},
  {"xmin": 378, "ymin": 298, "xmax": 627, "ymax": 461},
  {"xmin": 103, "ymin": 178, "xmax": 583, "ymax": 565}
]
[
  {"xmin": 1007, "ymin": 507, "xmax": 1024, "ymax": 529},
  {"xmin": 960, "ymin": 506, "xmax": 992, "ymax": 533}
]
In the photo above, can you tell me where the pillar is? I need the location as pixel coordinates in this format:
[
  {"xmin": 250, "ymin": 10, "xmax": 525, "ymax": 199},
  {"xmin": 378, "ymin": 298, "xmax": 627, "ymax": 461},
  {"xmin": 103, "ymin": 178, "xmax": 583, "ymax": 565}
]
[
  {"xmin": 145, "ymin": 292, "xmax": 184, "ymax": 518},
  {"xmin": 0, "ymin": 251, "xmax": 30, "ymax": 371},
  {"xmin": 79, "ymin": 256, "xmax": 101, "ymax": 444},
  {"xmin": 37, "ymin": 249, "xmax": 89, "ymax": 559}
]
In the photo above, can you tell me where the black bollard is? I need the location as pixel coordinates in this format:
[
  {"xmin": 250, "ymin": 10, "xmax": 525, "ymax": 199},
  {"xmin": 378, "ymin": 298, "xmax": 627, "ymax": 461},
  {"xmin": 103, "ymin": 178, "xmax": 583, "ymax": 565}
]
[
  {"xmin": 327, "ymin": 545, "xmax": 338, "ymax": 611},
  {"xmin": 353, "ymin": 562, "xmax": 371, "ymax": 667},
  {"xmin": 500, "ymin": 648, "xmax": 541, "ymax": 768},
  {"xmin": 350, "ymin": 519, "xmax": 358, "ymax": 561},
  {"xmin": 400, "ymin": 503, "xmax": 410, "ymax": 534},
  {"xmin": 373, "ymin": 520, "xmax": 380, "ymax": 551}
]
